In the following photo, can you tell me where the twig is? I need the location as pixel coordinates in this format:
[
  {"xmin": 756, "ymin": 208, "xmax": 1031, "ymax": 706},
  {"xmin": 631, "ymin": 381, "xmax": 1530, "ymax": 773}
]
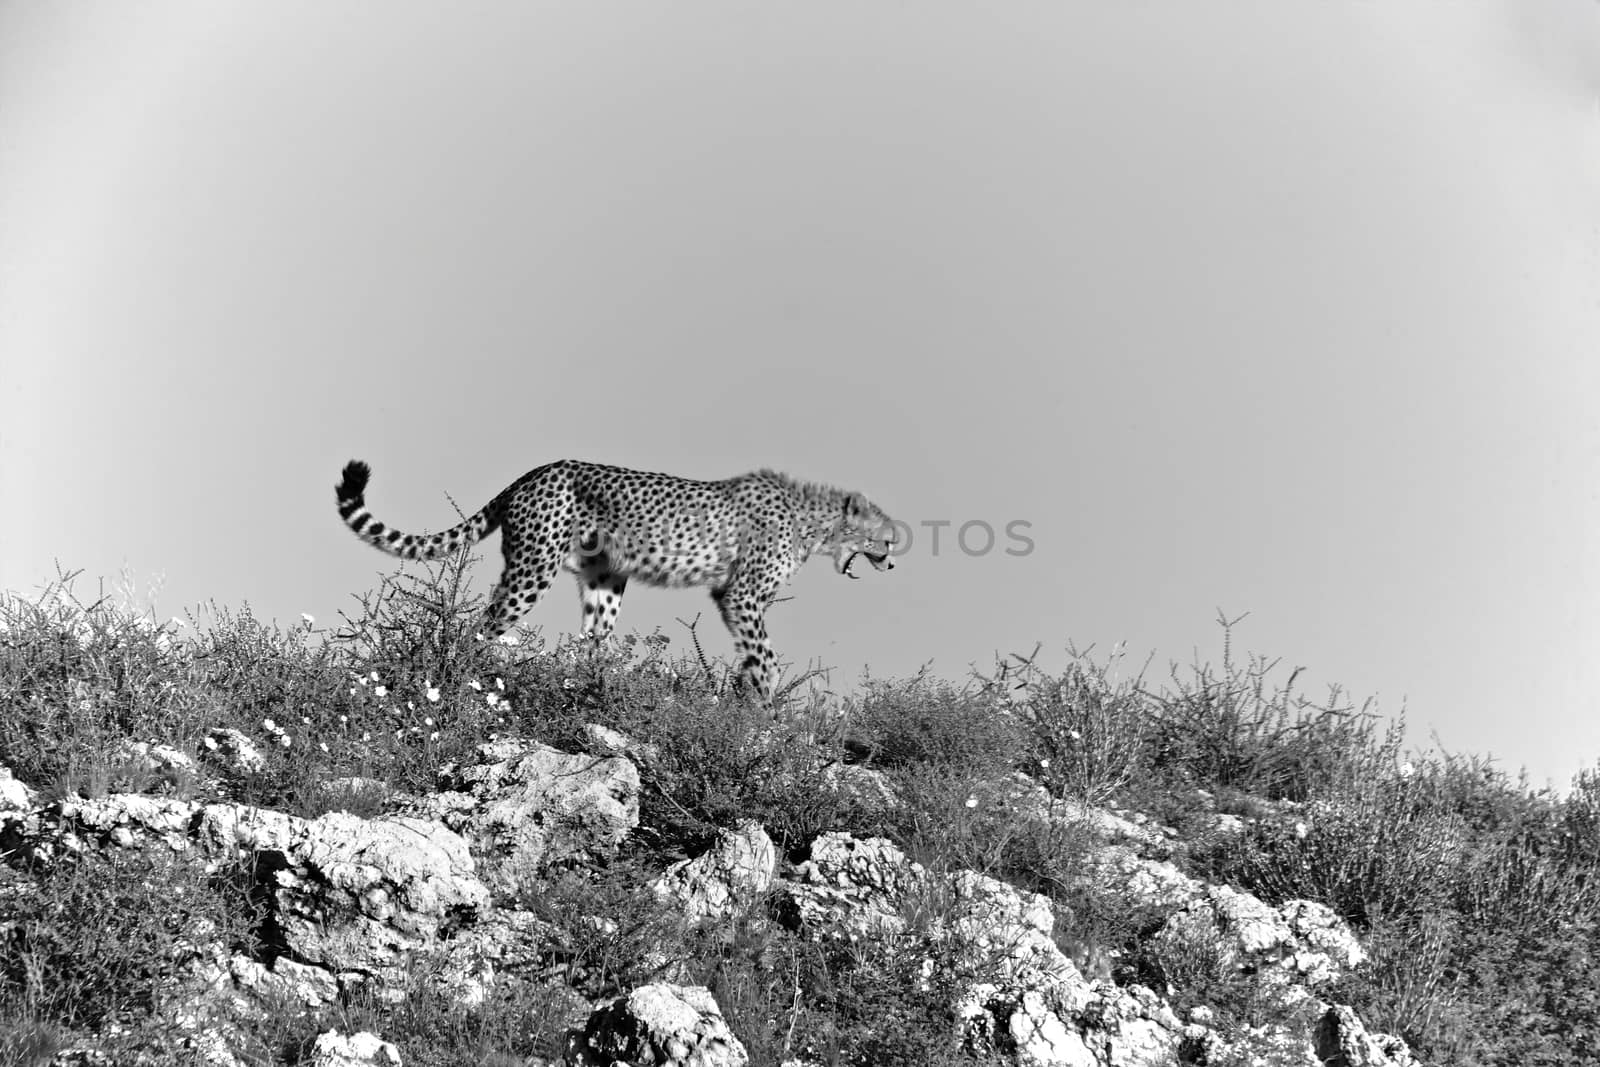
[{"xmin": 675, "ymin": 613, "xmax": 715, "ymax": 681}]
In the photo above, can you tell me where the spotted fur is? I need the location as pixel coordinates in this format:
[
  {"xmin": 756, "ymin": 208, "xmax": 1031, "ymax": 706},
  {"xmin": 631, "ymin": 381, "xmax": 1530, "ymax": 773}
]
[{"xmin": 334, "ymin": 458, "xmax": 897, "ymax": 704}]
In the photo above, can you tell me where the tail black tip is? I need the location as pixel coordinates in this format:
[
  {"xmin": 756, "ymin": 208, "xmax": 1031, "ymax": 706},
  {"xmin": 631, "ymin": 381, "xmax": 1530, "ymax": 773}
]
[{"xmin": 337, "ymin": 460, "xmax": 371, "ymax": 504}]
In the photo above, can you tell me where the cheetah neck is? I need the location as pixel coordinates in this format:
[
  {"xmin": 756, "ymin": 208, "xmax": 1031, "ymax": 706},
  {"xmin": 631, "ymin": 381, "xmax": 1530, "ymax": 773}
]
[{"xmin": 755, "ymin": 469, "xmax": 853, "ymax": 560}]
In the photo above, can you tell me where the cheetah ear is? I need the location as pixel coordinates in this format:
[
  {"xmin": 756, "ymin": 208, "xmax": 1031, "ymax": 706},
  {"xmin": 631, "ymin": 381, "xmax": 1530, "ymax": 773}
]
[{"xmin": 842, "ymin": 492, "xmax": 867, "ymax": 518}]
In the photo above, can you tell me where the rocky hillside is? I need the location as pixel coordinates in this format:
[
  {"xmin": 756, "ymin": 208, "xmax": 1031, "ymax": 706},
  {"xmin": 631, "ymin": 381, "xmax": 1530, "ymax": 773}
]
[{"xmin": 2, "ymin": 567, "xmax": 1596, "ymax": 1065}]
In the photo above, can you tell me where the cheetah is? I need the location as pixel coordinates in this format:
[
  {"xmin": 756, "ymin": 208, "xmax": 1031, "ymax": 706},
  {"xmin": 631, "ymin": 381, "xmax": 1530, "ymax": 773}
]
[{"xmin": 334, "ymin": 459, "xmax": 898, "ymax": 704}]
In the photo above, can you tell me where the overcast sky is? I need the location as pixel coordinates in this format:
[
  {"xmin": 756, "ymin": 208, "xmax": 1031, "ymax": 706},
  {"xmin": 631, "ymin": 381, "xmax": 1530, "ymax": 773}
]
[{"xmin": 3, "ymin": 2, "xmax": 1598, "ymax": 787}]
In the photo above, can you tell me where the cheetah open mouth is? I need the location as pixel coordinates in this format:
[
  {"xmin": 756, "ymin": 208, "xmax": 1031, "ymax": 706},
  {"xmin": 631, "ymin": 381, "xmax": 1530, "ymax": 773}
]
[{"xmin": 840, "ymin": 549, "xmax": 894, "ymax": 579}]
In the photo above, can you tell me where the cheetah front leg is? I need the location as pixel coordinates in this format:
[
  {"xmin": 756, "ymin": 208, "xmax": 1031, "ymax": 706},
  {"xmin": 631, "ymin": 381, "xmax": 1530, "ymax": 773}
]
[
  {"xmin": 576, "ymin": 554, "xmax": 629, "ymax": 641},
  {"xmin": 711, "ymin": 581, "xmax": 781, "ymax": 707}
]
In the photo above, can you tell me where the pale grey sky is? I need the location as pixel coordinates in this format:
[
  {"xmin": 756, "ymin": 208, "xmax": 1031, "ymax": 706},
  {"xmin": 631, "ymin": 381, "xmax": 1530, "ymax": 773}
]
[{"xmin": 3, "ymin": 2, "xmax": 1598, "ymax": 787}]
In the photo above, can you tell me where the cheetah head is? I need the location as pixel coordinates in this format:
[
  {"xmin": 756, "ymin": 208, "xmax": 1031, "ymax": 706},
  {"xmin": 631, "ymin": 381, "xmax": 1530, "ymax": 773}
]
[{"xmin": 832, "ymin": 492, "xmax": 899, "ymax": 580}]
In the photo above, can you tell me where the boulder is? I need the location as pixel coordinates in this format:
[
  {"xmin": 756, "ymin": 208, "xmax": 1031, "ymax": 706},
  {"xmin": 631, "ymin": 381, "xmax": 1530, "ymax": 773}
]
[
  {"xmin": 653, "ymin": 820, "xmax": 776, "ymax": 924},
  {"xmin": 425, "ymin": 739, "xmax": 640, "ymax": 899},
  {"xmin": 1314, "ymin": 1004, "xmax": 1418, "ymax": 1067},
  {"xmin": 565, "ymin": 983, "xmax": 748, "ymax": 1067},
  {"xmin": 199, "ymin": 806, "xmax": 489, "ymax": 986},
  {"xmin": 775, "ymin": 833, "xmax": 925, "ymax": 939}
]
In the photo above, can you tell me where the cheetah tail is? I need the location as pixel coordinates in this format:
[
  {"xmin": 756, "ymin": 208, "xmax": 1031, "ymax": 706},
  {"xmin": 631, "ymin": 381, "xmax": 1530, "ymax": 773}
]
[{"xmin": 335, "ymin": 459, "xmax": 500, "ymax": 561}]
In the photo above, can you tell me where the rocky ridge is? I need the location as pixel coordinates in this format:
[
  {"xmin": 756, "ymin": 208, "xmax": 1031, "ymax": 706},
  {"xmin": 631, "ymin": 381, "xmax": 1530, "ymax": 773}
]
[{"xmin": 0, "ymin": 729, "xmax": 1415, "ymax": 1067}]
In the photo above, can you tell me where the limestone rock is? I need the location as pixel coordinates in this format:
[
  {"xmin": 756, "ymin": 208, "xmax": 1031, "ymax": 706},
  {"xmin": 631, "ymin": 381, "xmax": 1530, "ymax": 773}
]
[
  {"xmin": 1079, "ymin": 844, "xmax": 1202, "ymax": 910},
  {"xmin": 1153, "ymin": 885, "xmax": 1366, "ymax": 1011},
  {"xmin": 817, "ymin": 762, "xmax": 898, "ymax": 808},
  {"xmin": 776, "ymin": 832, "xmax": 925, "ymax": 938},
  {"xmin": 1314, "ymin": 1004, "xmax": 1418, "ymax": 1067},
  {"xmin": 947, "ymin": 870, "xmax": 1081, "ymax": 992},
  {"xmin": 309, "ymin": 1030, "xmax": 403, "ymax": 1066},
  {"xmin": 653, "ymin": 820, "xmax": 776, "ymax": 924},
  {"xmin": 426, "ymin": 739, "xmax": 640, "ymax": 899},
  {"xmin": 1002, "ymin": 774, "xmax": 1174, "ymax": 857},
  {"xmin": 202, "ymin": 728, "xmax": 267, "ymax": 775},
  {"xmin": 3, "ymin": 795, "xmax": 201, "ymax": 863},
  {"xmin": 431, "ymin": 907, "xmax": 553, "ymax": 1006},
  {"xmin": 1281, "ymin": 899, "xmax": 1367, "ymax": 981},
  {"xmin": 114, "ymin": 740, "xmax": 199, "ymax": 781},
  {"xmin": 199, "ymin": 805, "xmax": 489, "ymax": 987},
  {"xmin": 0, "ymin": 764, "xmax": 37, "ymax": 812},
  {"xmin": 583, "ymin": 723, "xmax": 659, "ymax": 767},
  {"xmin": 565, "ymin": 983, "xmax": 748, "ymax": 1067}
]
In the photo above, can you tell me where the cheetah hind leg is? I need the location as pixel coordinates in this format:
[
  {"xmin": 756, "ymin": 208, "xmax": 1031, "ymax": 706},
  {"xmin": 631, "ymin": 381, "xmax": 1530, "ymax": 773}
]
[{"xmin": 477, "ymin": 534, "xmax": 563, "ymax": 645}]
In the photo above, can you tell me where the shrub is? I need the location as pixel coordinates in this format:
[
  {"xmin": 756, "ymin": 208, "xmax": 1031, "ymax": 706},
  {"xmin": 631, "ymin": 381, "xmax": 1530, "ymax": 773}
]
[
  {"xmin": 767, "ymin": 931, "xmax": 1001, "ymax": 1067},
  {"xmin": 984, "ymin": 643, "xmax": 1152, "ymax": 806},
  {"xmin": 622, "ymin": 693, "xmax": 885, "ymax": 858},
  {"xmin": 1202, "ymin": 780, "xmax": 1466, "ymax": 927},
  {"xmin": 1, "ymin": 847, "xmax": 258, "ymax": 1032},
  {"xmin": 0, "ymin": 570, "xmax": 212, "ymax": 791},
  {"xmin": 328, "ymin": 969, "xmax": 586, "ymax": 1067},
  {"xmin": 845, "ymin": 669, "xmax": 1025, "ymax": 780},
  {"xmin": 519, "ymin": 859, "xmax": 692, "ymax": 1000},
  {"xmin": 1143, "ymin": 614, "xmax": 1400, "ymax": 802}
]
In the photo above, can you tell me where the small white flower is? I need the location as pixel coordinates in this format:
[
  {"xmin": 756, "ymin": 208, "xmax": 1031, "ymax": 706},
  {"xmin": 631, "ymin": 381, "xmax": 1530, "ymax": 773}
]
[
  {"xmin": 1398, "ymin": 762, "xmax": 1416, "ymax": 780},
  {"xmin": 339, "ymin": 715, "xmax": 348, "ymax": 725},
  {"xmin": 280, "ymin": 735, "xmax": 292, "ymax": 748},
  {"xmin": 429, "ymin": 731, "xmax": 440, "ymax": 741},
  {"xmin": 500, "ymin": 703, "xmax": 512, "ymax": 713},
  {"xmin": 301, "ymin": 716, "xmax": 311, "ymax": 725},
  {"xmin": 348, "ymin": 687, "xmax": 357, "ymax": 696},
  {"xmin": 498, "ymin": 633, "xmax": 519, "ymax": 646},
  {"xmin": 562, "ymin": 678, "xmax": 575, "ymax": 691},
  {"xmin": 1039, "ymin": 758, "xmax": 1050, "ymax": 769},
  {"xmin": 357, "ymin": 676, "xmax": 368, "ymax": 687},
  {"xmin": 1294, "ymin": 821, "xmax": 1308, "ymax": 839},
  {"xmin": 469, "ymin": 680, "xmax": 482, "ymax": 691},
  {"xmin": 368, "ymin": 670, "xmax": 380, "ymax": 682},
  {"xmin": 423, "ymin": 717, "xmax": 435, "ymax": 727},
  {"xmin": 319, "ymin": 742, "xmax": 329, "ymax": 753},
  {"xmin": 1069, "ymin": 729, "xmax": 1082, "ymax": 742},
  {"xmin": 374, "ymin": 686, "xmax": 388, "ymax": 698},
  {"xmin": 203, "ymin": 736, "xmax": 218, "ymax": 751},
  {"xmin": 261, "ymin": 717, "xmax": 277, "ymax": 732},
  {"xmin": 300, "ymin": 613, "xmax": 314, "ymax": 625},
  {"xmin": 495, "ymin": 677, "xmax": 505, "ymax": 691},
  {"xmin": 426, "ymin": 687, "xmax": 440, "ymax": 703},
  {"xmin": 361, "ymin": 732, "xmax": 371, "ymax": 742},
  {"xmin": 965, "ymin": 796, "xmax": 978, "ymax": 809},
  {"xmin": 486, "ymin": 692, "xmax": 498, "ymax": 707}
]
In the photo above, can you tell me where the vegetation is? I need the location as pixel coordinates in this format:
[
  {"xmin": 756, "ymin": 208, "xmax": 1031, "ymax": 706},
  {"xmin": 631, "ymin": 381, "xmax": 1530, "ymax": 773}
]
[{"xmin": 1, "ymin": 564, "xmax": 1596, "ymax": 1065}]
